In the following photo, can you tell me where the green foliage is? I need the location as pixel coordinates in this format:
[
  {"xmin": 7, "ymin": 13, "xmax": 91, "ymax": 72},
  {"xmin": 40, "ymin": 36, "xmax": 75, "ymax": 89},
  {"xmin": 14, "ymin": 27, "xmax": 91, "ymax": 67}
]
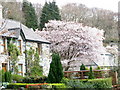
[
  {"xmin": 61, "ymin": 78, "xmax": 112, "ymax": 88},
  {"xmin": 7, "ymin": 78, "xmax": 112, "ymax": 89},
  {"xmin": 39, "ymin": 1, "xmax": 61, "ymax": 30},
  {"xmin": 33, "ymin": 49, "xmax": 40, "ymax": 67},
  {"xmin": 80, "ymin": 63, "xmax": 86, "ymax": 70},
  {"xmin": 61, "ymin": 77, "xmax": 70, "ymax": 84},
  {"xmin": 47, "ymin": 53, "xmax": 63, "ymax": 83},
  {"xmin": 8, "ymin": 43, "xmax": 20, "ymax": 57},
  {"xmin": 30, "ymin": 49, "xmax": 42, "ymax": 77},
  {"xmin": 0, "ymin": 70, "xmax": 2, "ymax": 83},
  {"xmin": 22, "ymin": 0, "xmax": 38, "ymax": 30},
  {"xmin": 11, "ymin": 74, "xmax": 24, "ymax": 83},
  {"xmin": 66, "ymin": 80, "xmax": 94, "ymax": 88},
  {"xmin": 88, "ymin": 66, "xmax": 95, "ymax": 79},
  {"xmin": 96, "ymin": 66, "xmax": 101, "ymax": 70},
  {"xmin": 0, "ymin": 70, "xmax": 5, "ymax": 82},
  {"xmin": 41, "ymin": 83, "xmax": 66, "ymax": 89},
  {"xmin": 8, "ymin": 42, "xmax": 20, "ymax": 74},
  {"xmin": 94, "ymin": 66, "xmax": 103, "ymax": 78},
  {"xmin": 80, "ymin": 64, "xmax": 89, "ymax": 76},
  {"xmin": 25, "ymin": 47, "xmax": 34, "ymax": 76},
  {"xmin": 87, "ymin": 78, "xmax": 112, "ymax": 88},
  {"xmin": 22, "ymin": 76, "xmax": 47, "ymax": 83},
  {"xmin": 30, "ymin": 66, "xmax": 43, "ymax": 77},
  {"xmin": 4, "ymin": 71, "xmax": 12, "ymax": 83},
  {"xmin": 85, "ymin": 67, "xmax": 89, "ymax": 70},
  {"xmin": 26, "ymin": 47, "xmax": 34, "ymax": 63},
  {"xmin": 1, "ymin": 70, "xmax": 10, "ymax": 83},
  {"xmin": 25, "ymin": 47, "xmax": 43, "ymax": 77},
  {"xmin": 7, "ymin": 84, "xmax": 26, "ymax": 89}
]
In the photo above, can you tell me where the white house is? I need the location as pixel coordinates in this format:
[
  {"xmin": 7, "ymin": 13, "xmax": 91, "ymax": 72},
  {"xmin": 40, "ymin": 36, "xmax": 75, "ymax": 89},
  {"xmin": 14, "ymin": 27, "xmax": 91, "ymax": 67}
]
[{"xmin": 0, "ymin": 5, "xmax": 51, "ymax": 76}]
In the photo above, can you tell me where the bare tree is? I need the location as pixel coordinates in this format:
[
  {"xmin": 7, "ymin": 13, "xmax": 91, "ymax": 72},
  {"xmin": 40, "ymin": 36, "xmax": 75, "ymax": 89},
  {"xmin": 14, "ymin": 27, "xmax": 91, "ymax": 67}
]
[{"xmin": 60, "ymin": 3, "xmax": 118, "ymax": 42}]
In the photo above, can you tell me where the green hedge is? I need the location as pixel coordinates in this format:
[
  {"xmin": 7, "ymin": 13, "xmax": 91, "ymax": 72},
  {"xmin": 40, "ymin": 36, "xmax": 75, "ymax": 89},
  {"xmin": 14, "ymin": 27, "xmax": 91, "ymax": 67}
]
[
  {"xmin": 12, "ymin": 74, "xmax": 24, "ymax": 83},
  {"xmin": 87, "ymin": 78, "xmax": 112, "ymax": 88},
  {"xmin": 7, "ymin": 83, "xmax": 66, "ymax": 89},
  {"xmin": 61, "ymin": 77, "xmax": 112, "ymax": 88},
  {"xmin": 22, "ymin": 76, "xmax": 47, "ymax": 83},
  {"xmin": 7, "ymin": 83, "xmax": 26, "ymax": 89},
  {"xmin": 6, "ymin": 78, "xmax": 112, "ymax": 89},
  {"xmin": 41, "ymin": 83, "xmax": 66, "ymax": 89}
]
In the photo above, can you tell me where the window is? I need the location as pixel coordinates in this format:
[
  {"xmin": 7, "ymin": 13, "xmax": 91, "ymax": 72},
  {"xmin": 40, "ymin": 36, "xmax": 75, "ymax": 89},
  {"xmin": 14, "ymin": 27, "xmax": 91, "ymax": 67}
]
[
  {"xmin": 0, "ymin": 38, "xmax": 6, "ymax": 54},
  {"xmin": 38, "ymin": 43, "xmax": 42, "ymax": 55},
  {"xmin": 18, "ymin": 40, "xmax": 22, "ymax": 54},
  {"xmin": 2, "ymin": 63, "xmax": 7, "ymax": 72},
  {"xmin": 18, "ymin": 64, "xmax": 23, "ymax": 76}
]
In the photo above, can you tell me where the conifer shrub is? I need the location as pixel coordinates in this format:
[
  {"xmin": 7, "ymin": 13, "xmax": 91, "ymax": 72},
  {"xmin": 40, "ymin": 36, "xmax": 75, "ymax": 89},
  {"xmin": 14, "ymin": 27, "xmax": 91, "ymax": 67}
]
[
  {"xmin": 47, "ymin": 53, "xmax": 63, "ymax": 83},
  {"xmin": 88, "ymin": 66, "xmax": 95, "ymax": 79},
  {"xmin": 80, "ymin": 63, "xmax": 86, "ymax": 70},
  {"xmin": 4, "ymin": 71, "xmax": 12, "ymax": 83}
]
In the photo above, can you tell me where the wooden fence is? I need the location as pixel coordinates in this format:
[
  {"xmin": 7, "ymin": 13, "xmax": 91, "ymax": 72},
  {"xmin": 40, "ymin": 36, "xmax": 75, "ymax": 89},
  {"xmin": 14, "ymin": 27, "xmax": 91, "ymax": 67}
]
[{"xmin": 64, "ymin": 70, "xmax": 117, "ymax": 84}]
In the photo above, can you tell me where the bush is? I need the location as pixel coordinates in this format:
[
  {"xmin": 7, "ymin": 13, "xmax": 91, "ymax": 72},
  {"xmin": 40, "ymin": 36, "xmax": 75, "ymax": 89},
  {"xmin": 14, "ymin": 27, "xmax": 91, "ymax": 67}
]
[
  {"xmin": 80, "ymin": 64, "xmax": 89, "ymax": 77},
  {"xmin": 94, "ymin": 71, "xmax": 103, "ymax": 78},
  {"xmin": 7, "ymin": 83, "xmax": 28, "ymax": 89},
  {"xmin": 87, "ymin": 78, "xmax": 112, "ymax": 88},
  {"xmin": 80, "ymin": 63, "xmax": 86, "ymax": 70},
  {"xmin": 22, "ymin": 76, "xmax": 47, "ymax": 83},
  {"xmin": 30, "ymin": 66, "xmax": 43, "ymax": 77},
  {"xmin": 88, "ymin": 66, "xmax": 95, "ymax": 79},
  {"xmin": 61, "ymin": 77, "xmax": 112, "ymax": 88},
  {"xmin": 68, "ymin": 80, "xmax": 95, "ymax": 88},
  {"xmin": 0, "ymin": 70, "xmax": 5, "ymax": 82},
  {"xmin": 61, "ymin": 77, "xmax": 70, "ymax": 84},
  {"xmin": 7, "ymin": 83, "xmax": 66, "ymax": 89},
  {"xmin": 61, "ymin": 79, "xmax": 95, "ymax": 88},
  {"xmin": 11, "ymin": 74, "xmax": 24, "ymax": 83},
  {"xmin": 4, "ymin": 71, "xmax": 12, "ymax": 83},
  {"xmin": 41, "ymin": 83, "xmax": 66, "ymax": 89}
]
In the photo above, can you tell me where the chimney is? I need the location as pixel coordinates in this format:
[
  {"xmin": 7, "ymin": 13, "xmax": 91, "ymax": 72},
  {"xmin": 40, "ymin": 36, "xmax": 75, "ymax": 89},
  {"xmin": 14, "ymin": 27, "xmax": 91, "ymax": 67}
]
[{"xmin": 0, "ymin": 4, "xmax": 2, "ymax": 19}]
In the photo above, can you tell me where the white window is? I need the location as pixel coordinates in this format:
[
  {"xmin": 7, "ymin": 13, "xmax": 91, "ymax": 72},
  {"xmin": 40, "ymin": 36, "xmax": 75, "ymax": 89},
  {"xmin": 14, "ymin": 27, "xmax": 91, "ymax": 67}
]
[
  {"xmin": 18, "ymin": 64, "xmax": 23, "ymax": 76},
  {"xmin": 0, "ymin": 38, "xmax": 6, "ymax": 54},
  {"xmin": 18, "ymin": 40, "xmax": 22, "ymax": 54}
]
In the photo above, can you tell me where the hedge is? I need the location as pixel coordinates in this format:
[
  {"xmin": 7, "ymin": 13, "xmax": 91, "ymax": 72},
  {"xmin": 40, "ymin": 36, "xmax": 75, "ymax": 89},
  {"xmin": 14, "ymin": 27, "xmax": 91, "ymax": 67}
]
[
  {"xmin": 61, "ymin": 77, "xmax": 112, "ymax": 88},
  {"xmin": 7, "ymin": 83, "xmax": 66, "ymax": 89},
  {"xmin": 22, "ymin": 76, "xmax": 47, "ymax": 83},
  {"xmin": 6, "ymin": 78, "xmax": 112, "ymax": 89},
  {"xmin": 12, "ymin": 74, "xmax": 24, "ymax": 83},
  {"xmin": 87, "ymin": 78, "xmax": 112, "ymax": 88}
]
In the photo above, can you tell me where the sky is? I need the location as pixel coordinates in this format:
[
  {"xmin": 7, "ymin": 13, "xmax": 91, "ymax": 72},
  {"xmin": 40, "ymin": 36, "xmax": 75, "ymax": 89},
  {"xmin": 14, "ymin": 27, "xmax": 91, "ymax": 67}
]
[{"xmin": 25, "ymin": 0, "xmax": 119, "ymax": 12}]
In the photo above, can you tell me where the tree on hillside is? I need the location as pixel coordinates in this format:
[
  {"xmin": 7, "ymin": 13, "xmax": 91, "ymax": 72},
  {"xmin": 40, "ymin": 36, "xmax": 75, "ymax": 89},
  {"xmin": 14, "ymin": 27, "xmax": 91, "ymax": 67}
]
[
  {"xmin": 1, "ymin": 2, "xmax": 25, "ymax": 23},
  {"xmin": 22, "ymin": 0, "xmax": 38, "ymax": 30},
  {"xmin": 39, "ymin": 1, "xmax": 61, "ymax": 30},
  {"xmin": 47, "ymin": 53, "xmax": 63, "ymax": 83},
  {"xmin": 61, "ymin": 3, "xmax": 118, "ymax": 42},
  {"xmin": 33, "ymin": 3, "xmax": 42, "ymax": 26}
]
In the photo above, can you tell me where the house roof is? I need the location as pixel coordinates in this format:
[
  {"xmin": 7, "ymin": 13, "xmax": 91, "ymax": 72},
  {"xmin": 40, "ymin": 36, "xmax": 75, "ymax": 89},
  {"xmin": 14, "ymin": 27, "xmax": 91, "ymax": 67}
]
[{"xmin": 0, "ymin": 19, "xmax": 50, "ymax": 44}]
